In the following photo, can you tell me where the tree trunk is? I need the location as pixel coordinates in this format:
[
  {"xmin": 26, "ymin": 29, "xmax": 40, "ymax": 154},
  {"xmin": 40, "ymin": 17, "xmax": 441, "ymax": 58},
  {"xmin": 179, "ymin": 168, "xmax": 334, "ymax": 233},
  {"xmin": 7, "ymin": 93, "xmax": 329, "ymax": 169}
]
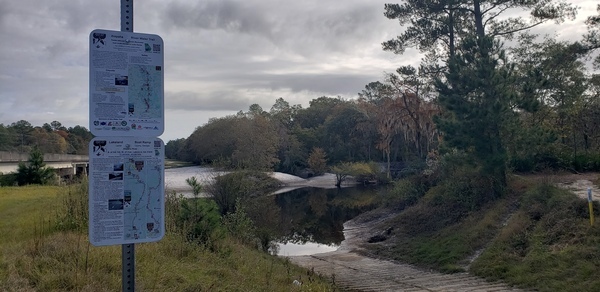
[
  {"xmin": 473, "ymin": 0, "xmax": 485, "ymax": 38},
  {"xmin": 449, "ymin": 10, "xmax": 455, "ymax": 57},
  {"xmin": 386, "ymin": 148, "xmax": 391, "ymax": 179}
]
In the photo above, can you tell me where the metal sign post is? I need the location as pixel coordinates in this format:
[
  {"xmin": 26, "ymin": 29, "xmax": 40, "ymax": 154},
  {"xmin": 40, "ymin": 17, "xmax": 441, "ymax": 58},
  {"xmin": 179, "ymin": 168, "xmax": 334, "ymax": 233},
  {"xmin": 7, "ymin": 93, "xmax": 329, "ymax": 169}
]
[
  {"xmin": 121, "ymin": 0, "xmax": 133, "ymax": 32},
  {"xmin": 121, "ymin": 2, "xmax": 134, "ymax": 291},
  {"xmin": 122, "ymin": 242, "xmax": 135, "ymax": 291},
  {"xmin": 89, "ymin": 1, "xmax": 165, "ymax": 291}
]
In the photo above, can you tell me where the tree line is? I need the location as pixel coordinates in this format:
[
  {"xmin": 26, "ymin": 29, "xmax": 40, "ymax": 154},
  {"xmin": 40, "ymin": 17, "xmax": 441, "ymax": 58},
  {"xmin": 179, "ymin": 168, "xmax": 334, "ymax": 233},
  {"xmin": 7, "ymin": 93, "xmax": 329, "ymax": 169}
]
[
  {"xmin": 0, "ymin": 120, "xmax": 93, "ymax": 155},
  {"xmin": 165, "ymin": 94, "xmax": 438, "ymax": 177}
]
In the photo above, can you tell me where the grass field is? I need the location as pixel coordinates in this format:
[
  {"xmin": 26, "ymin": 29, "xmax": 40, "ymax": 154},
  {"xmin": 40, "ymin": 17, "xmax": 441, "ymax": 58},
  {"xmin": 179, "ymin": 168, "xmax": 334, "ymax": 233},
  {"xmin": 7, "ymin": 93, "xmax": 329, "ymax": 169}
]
[
  {"xmin": 0, "ymin": 186, "xmax": 64, "ymax": 243},
  {"xmin": 0, "ymin": 184, "xmax": 335, "ymax": 291}
]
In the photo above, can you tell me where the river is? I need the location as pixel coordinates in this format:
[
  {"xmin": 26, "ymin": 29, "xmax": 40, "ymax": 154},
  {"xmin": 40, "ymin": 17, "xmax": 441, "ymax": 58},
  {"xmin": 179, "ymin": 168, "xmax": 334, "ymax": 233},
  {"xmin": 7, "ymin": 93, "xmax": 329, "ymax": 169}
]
[{"xmin": 165, "ymin": 166, "xmax": 380, "ymax": 256}]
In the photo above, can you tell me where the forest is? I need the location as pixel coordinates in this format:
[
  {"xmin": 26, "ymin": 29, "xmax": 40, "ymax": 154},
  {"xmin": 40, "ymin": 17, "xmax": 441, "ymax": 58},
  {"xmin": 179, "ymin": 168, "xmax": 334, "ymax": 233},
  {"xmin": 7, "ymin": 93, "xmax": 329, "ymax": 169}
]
[{"xmin": 166, "ymin": 3, "xmax": 600, "ymax": 189}]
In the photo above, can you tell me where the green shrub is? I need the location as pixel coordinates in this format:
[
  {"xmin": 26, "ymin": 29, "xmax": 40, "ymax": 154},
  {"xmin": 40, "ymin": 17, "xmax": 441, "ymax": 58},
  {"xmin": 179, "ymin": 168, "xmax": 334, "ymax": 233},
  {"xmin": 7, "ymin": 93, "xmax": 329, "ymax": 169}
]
[
  {"xmin": 433, "ymin": 168, "xmax": 499, "ymax": 212},
  {"xmin": 222, "ymin": 199, "xmax": 257, "ymax": 247},
  {"xmin": 206, "ymin": 170, "xmax": 280, "ymax": 215},
  {"xmin": 383, "ymin": 175, "xmax": 430, "ymax": 209},
  {"xmin": 331, "ymin": 161, "xmax": 386, "ymax": 187},
  {"xmin": 0, "ymin": 172, "xmax": 17, "ymax": 186},
  {"xmin": 392, "ymin": 168, "xmax": 499, "ymax": 236},
  {"xmin": 176, "ymin": 198, "xmax": 224, "ymax": 246},
  {"xmin": 509, "ymin": 151, "xmax": 564, "ymax": 172},
  {"xmin": 570, "ymin": 153, "xmax": 600, "ymax": 172},
  {"xmin": 351, "ymin": 162, "xmax": 383, "ymax": 183}
]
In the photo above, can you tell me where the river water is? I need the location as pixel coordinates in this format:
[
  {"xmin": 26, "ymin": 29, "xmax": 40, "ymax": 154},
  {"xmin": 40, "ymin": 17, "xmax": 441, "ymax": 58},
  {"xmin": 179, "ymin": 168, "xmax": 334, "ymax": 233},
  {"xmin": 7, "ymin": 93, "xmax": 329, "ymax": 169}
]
[{"xmin": 165, "ymin": 166, "xmax": 379, "ymax": 256}]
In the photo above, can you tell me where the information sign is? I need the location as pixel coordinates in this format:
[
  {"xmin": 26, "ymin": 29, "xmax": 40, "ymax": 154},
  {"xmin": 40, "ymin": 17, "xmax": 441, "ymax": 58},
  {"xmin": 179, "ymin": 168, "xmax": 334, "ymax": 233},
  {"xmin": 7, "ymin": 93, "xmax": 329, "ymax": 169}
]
[
  {"xmin": 88, "ymin": 137, "xmax": 165, "ymax": 246},
  {"xmin": 89, "ymin": 29, "xmax": 164, "ymax": 136}
]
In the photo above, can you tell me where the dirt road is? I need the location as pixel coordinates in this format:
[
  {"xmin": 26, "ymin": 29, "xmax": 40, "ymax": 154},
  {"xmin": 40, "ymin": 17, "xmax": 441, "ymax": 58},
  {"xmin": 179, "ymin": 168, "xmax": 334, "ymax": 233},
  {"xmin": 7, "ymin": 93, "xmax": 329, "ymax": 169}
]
[
  {"xmin": 290, "ymin": 252, "xmax": 520, "ymax": 291},
  {"xmin": 287, "ymin": 215, "xmax": 522, "ymax": 291},
  {"xmin": 553, "ymin": 173, "xmax": 600, "ymax": 201}
]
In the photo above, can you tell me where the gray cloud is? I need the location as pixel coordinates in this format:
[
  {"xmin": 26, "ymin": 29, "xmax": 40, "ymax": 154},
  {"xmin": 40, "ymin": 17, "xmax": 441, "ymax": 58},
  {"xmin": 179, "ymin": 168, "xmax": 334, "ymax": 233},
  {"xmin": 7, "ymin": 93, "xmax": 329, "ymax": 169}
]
[
  {"xmin": 164, "ymin": 1, "xmax": 271, "ymax": 35},
  {"xmin": 0, "ymin": 0, "xmax": 594, "ymax": 142},
  {"xmin": 165, "ymin": 70, "xmax": 381, "ymax": 113},
  {"xmin": 166, "ymin": 90, "xmax": 252, "ymax": 111},
  {"xmin": 160, "ymin": 0, "xmax": 390, "ymax": 56},
  {"xmin": 263, "ymin": 73, "xmax": 376, "ymax": 95}
]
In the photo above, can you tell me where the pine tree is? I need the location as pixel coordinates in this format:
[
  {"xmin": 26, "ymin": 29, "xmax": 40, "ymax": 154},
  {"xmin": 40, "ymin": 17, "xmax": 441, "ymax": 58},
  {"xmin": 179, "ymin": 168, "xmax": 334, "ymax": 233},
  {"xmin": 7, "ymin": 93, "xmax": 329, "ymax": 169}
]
[
  {"xmin": 16, "ymin": 148, "xmax": 55, "ymax": 185},
  {"xmin": 434, "ymin": 36, "xmax": 515, "ymax": 194}
]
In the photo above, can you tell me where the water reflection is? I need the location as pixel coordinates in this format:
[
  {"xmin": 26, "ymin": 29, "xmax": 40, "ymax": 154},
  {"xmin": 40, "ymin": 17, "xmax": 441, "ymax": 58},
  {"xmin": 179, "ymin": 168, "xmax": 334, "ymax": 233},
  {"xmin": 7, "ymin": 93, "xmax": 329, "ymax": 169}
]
[
  {"xmin": 277, "ymin": 241, "xmax": 338, "ymax": 256},
  {"xmin": 271, "ymin": 186, "xmax": 379, "ymax": 255},
  {"xmin": 164, "ymin": 166, "xmax": 380, "ymax": 256}
]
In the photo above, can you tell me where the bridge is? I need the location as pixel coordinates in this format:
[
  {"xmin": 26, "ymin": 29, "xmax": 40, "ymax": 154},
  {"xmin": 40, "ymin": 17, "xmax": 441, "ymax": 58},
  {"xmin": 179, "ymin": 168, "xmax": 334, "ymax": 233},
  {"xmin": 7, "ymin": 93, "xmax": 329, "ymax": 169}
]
[{"xmin": 0, "ymin": 151, "xmax": 89, "ymax": 178}]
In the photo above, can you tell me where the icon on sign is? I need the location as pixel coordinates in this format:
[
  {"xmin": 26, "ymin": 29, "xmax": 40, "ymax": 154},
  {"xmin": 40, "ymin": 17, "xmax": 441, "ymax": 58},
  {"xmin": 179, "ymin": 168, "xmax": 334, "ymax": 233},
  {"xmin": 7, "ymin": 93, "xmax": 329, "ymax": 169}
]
[
  {"xmin": 92, "ymin": 32, "xmax": 106, "ymax": 48},
  {"xmin": 93, "ymin": 140, "xmax": 107, "ymax": 156}
]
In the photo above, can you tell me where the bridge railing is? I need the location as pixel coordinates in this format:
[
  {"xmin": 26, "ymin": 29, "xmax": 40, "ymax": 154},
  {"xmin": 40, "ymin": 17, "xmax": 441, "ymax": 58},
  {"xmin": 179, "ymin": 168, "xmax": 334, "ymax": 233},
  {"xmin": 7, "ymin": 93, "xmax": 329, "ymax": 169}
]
[{"xmin": 0, "ymin": 151, "xmax": 89, "ymax": 163}]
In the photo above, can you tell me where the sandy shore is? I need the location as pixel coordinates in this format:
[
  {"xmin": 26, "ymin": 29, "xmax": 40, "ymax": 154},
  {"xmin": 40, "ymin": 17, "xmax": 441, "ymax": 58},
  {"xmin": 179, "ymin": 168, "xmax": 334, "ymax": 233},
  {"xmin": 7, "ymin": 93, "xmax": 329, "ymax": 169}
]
[
  {"xmin": 166, "ymin": 170, "xmax": 356, "ymax": 196},
  {"xmin": 269, "ymin": 172, "xmax": 356, "ymax": 194}
]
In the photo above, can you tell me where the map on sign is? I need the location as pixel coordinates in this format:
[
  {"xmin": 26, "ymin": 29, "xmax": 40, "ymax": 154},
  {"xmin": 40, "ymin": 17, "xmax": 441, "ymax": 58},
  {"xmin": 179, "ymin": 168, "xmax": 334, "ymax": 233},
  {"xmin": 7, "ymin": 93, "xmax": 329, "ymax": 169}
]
[
  {"xmin": 128, "ymin": 65, "xmax": 163, "ymax": 120},
  {"xmin": 88, "ymin": 137, "xmax": 165, "ymax": 246},
  {"xmin": 123, "ymin": 158, "xmax": 163, "ymax": 241},
  {"xmin": 89, "ymin": 29, "xmax": 164, "ymax": 137}
]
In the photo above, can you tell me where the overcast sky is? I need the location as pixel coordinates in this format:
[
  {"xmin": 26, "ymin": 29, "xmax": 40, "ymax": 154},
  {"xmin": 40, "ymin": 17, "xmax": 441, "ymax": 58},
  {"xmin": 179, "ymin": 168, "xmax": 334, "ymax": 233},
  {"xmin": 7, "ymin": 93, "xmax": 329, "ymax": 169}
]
[{"xmin": 0, "ymin": 0, "xmax": 597, "ymax": 141}]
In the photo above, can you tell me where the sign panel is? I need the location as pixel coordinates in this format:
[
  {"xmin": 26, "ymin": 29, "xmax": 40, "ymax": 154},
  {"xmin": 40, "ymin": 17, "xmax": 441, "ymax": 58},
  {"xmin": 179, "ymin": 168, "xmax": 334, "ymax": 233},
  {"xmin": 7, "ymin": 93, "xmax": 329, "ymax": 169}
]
[
  {"xmin": 88, "ymin": 137, "xmax": 165, "ymax": 246},
  {"xmin": 89, "ymin": 29, "xmax": 164, "ymax": 136}
]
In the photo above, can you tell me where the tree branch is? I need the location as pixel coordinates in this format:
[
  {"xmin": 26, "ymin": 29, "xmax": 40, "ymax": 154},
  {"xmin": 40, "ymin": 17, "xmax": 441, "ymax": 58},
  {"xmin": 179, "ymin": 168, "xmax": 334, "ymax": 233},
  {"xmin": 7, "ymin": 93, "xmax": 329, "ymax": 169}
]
[
  {"xmin": 492, "ymin": 21, "xmax": 545, "ymax": 37},
  {"xmin": 484, "ymin": 6, "xmax": 512, "ymax": 27}
]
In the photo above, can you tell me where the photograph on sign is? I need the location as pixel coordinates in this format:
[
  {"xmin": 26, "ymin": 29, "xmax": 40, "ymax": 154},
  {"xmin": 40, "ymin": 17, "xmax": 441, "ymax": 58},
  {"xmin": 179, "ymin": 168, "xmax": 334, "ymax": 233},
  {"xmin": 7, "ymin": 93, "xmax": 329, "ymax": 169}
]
[
  {"xmin": 89, "ymin": 29, "xmax": 164, "ymax": 136},
  {"xmin": 88, "ymin": 137, "xmax": 165, "ymax": 246}
]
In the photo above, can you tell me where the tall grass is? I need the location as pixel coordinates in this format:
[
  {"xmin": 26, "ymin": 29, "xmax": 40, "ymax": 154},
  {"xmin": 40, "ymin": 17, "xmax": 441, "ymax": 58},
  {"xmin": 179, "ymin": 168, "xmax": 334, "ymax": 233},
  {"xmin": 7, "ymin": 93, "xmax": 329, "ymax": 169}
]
[
  {"xmin": 372, "ymin": 188, "xmax": 515, "ymax": 273},
  {"xmin": 0, "ymin": 182, "xmax": 335, "ymax": 291},
  {"xmin": 368, "ymin": 172, "xmax": 600, "ymax": 290},
  {"xmin": 470, "ymin": 182, "xmax": 600, "ymax": 291}
]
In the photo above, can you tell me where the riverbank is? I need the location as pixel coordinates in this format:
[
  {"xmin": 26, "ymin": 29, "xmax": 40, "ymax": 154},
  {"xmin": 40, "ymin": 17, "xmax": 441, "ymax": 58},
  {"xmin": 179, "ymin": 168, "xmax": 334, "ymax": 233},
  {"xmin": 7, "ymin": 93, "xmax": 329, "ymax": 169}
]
[
  {"xmin": 164, "ymin": 159, "xmax": 195, "ymax": 169},
  {"xmin": 289, "ymin": 173, "xmax": 600, "ymax": 291},
  {"xmin": 270, "ymin": 172, "xmax": 357, "ymax": 194},
  {"xmin": 287, "ymin": 206, "xmax": 522, "ymax": 291},
  {"xmin": 165, "ymin": 166, "xmax": 357, "ymax": 196}
]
